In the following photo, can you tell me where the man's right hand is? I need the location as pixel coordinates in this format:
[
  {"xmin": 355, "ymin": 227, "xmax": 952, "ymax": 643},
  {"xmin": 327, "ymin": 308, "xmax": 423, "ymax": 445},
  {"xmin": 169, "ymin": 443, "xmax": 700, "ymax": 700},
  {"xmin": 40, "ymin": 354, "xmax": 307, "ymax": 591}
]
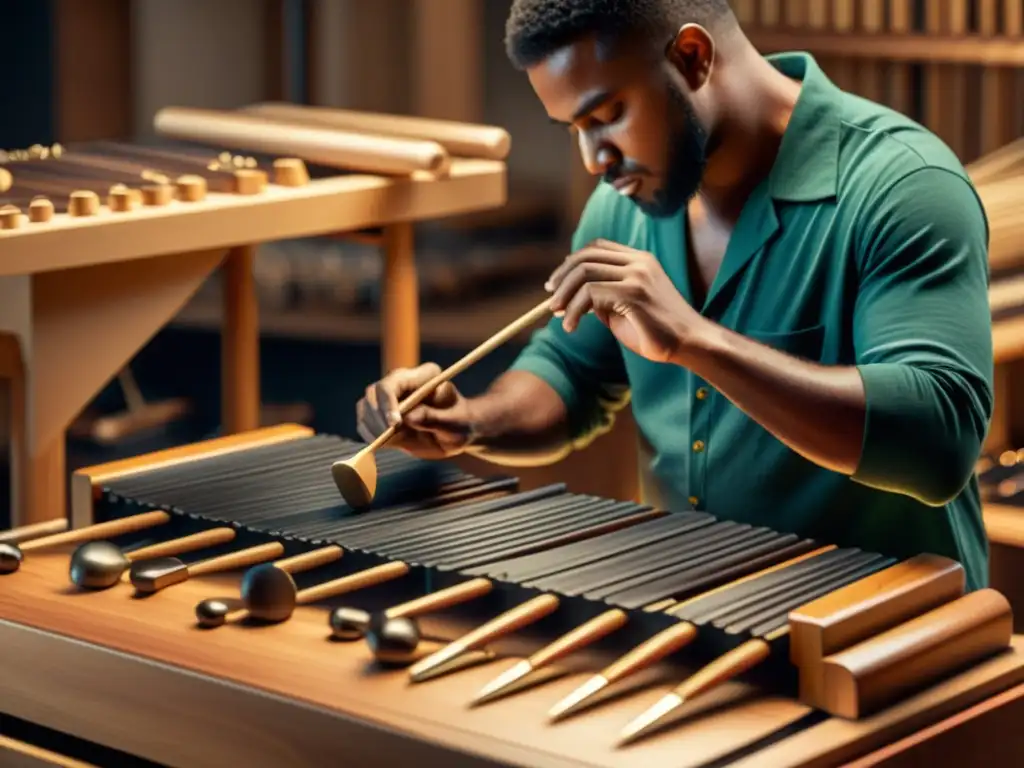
[{"xmin": 355, "ymin": 362, "xmax": 476, "ymax": 460}]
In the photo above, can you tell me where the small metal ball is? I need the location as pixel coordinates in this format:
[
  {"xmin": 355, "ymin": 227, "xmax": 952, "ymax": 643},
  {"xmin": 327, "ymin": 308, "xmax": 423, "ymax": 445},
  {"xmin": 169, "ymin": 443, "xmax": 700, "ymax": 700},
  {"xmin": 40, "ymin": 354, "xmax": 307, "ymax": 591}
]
[
  {"xmin": 329, "ymin": 606, "xmax": 371, "ymax": 640},
  {"xmin": 195, "ymin": 597, "xmax": 242, "ymax": 628},
  {"xmin": 0, "ymin": 543, "xmax": 23, "ymax": 574},
  {"xmin": 241, "ymin": 564, "xmax": 298, "ymax": 622},
  {"xmin": 367, "ymin": 615, "xmax": 421, "ymax": 666},
  {"xmin": 69, "ymin": 541, "xmax": 129, "ymax": 589}
]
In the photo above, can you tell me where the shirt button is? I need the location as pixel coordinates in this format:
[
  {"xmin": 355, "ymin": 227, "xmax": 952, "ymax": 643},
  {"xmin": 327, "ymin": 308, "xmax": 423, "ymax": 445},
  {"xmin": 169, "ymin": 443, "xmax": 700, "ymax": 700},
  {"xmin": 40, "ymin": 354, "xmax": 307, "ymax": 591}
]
[
  {"xmin": 696, "ymin": 387, "xmax": 709, "ymax": 400},
  {"xmin": 693, "ymin": 440, "xmax": 705, "ymax": 453},
  {"xmin": 688, "ymin": 495, "xmax": 699, "ymax": 507}
]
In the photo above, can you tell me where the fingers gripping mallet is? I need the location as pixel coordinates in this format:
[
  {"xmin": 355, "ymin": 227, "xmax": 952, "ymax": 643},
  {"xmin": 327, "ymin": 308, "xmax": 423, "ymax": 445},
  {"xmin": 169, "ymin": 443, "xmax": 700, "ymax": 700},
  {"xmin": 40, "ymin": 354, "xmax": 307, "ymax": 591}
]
[{"xmin": 331, "ymin": 299, "xmax": 552, "ymax": 508}]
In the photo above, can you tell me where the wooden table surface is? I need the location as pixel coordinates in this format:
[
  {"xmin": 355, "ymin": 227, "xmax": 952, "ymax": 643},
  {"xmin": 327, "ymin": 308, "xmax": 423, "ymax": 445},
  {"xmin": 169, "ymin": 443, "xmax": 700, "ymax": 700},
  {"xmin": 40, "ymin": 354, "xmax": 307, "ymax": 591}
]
[{"xmin": 2, "ymin": 549, "xmax": 1023, "ymax": 768}]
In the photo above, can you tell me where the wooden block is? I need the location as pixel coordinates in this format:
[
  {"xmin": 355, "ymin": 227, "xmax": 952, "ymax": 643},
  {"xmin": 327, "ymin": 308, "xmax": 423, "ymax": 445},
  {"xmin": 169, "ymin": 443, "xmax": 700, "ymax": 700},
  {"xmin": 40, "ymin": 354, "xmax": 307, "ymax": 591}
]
[
  {"xmin": 820, "ymin": 589, "xmax": 1014, "ymax": 719},
  {"xmin": 790, "ymin": 554, "xmax": 966, "ymax": 709}
]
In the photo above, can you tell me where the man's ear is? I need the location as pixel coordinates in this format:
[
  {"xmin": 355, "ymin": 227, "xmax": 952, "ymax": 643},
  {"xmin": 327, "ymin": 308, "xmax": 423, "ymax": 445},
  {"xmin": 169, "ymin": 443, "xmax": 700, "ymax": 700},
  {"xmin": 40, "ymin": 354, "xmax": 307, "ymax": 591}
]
[{"xmin": 665, "ymin": 23, "xmax": 715, "ymax": 91}]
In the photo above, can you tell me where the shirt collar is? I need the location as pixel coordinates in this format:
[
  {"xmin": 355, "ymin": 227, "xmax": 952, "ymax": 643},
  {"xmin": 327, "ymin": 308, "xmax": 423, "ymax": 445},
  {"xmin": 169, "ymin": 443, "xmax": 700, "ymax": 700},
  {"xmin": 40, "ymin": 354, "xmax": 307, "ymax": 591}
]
[{"xmin": 765, "ymin": 52, "xmax": 842, "ymax": 202}]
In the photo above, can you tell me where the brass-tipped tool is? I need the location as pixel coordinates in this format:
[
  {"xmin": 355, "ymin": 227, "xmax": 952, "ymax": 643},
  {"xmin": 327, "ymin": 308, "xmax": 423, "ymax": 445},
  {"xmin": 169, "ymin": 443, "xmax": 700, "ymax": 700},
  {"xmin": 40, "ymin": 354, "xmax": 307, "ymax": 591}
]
[
  {"xmin": 408, "ymin": 593, "xmax": 560, "ymax": 683},
  {"xmin": 547, "ymin": 621, "xmax": 698, "ymax": 722},
  {"xmin": 477, "ymin": 545, "xmax": 837, "ymax": 707},
  {"xmin": 130, "ymin": 541, "xmax": 285, "ymax": 594},
  {"xmin": 194, "ymin": 545, "xmax": 344, "ymax": 627},
  {"xmin": 331, "ymin": 299, "xmax": 552, "ymax": 508},
  {"xmin": 617, "ymin": 627, "xmax": 784, "ymax": 746},
  {"xmin": 473, "ymin": 609, "xmax": 629, "ymax": 705},
  {"xmin": 0, "ymin": 510, "xmax": 171, "ymax": 575}
]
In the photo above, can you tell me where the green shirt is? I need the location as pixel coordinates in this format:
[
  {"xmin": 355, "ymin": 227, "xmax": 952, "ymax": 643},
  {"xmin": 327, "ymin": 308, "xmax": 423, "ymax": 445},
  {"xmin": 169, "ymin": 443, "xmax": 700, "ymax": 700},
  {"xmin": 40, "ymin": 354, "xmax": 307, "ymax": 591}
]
[{"xmin": 510, "ymin": 52, "xmax": 993, "ymax": 591}]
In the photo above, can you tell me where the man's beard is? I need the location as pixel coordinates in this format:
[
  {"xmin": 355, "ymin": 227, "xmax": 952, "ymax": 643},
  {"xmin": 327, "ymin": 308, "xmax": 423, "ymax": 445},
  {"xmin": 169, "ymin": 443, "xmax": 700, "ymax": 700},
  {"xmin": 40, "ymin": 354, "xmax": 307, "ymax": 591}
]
[{"xmin": 635, "ymin": 86, "xmax": 709, "ymax": 218}]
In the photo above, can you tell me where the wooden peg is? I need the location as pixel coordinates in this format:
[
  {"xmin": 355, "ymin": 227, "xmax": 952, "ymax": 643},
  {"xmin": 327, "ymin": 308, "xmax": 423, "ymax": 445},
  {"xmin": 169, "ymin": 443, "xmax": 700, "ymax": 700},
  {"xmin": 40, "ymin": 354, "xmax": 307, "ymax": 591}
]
[
  {"xmin": 108, "ymin": 184, "xmax": 136, "ymax": 213},
  {"xmin": 28, "ymin": 197, "xmax": 54, "ymax": 223},
  {"xmin": 68, "ymin": 190, "xmax": 100, "ymax": 217},
  {"xmin": 233, "ymin": 168, "xmax": 267, "ymax": 195},
  {"xmin": 0, "ymin": 205, "xmax": 22, "ymax": 230},
  {"xmin": 175, "ymin": 174, "xmax": 208, "ymax": 202},
  {"xmin": 142, "ymin": 184, "xmax": 174, "ymax": 206},
  {"xmin": 272, "ymin": 158, "xmax": 309, "ymax": 187}
]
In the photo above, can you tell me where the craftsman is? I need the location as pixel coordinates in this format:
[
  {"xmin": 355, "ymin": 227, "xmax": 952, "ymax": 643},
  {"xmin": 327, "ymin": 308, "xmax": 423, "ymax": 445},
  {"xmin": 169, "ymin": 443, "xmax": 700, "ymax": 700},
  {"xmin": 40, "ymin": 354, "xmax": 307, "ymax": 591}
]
[{"xmin": 356, "ymin": 0, "xmax": 993, "ymax": 590}]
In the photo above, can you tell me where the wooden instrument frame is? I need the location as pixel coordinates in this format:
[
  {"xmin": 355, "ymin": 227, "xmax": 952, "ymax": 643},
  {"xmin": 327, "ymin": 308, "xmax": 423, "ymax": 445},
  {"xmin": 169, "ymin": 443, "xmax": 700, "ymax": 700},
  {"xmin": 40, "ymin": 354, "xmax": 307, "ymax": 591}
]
[
  {"xmin": 0, "ymin": 156, "xmax": 506, "ymax": 529},
  {"xmin": 2, "ymin": 551, "xmax": 1024, "ymax": 768}
]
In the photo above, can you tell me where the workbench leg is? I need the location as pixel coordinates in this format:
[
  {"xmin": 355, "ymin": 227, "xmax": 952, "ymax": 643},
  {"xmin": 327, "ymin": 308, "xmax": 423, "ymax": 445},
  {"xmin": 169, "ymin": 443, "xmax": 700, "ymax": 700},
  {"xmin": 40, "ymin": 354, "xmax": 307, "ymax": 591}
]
[
  {"xmin": 0, "ymin": 251, "xmax": 223, "ymax": 527},
  {"xmin": 222, "ymin": 245, "xmax": 261, "ymax": 434},
  {"xmin": 381, "ymin": 223, "xmax": 420, "ymax": 374}
]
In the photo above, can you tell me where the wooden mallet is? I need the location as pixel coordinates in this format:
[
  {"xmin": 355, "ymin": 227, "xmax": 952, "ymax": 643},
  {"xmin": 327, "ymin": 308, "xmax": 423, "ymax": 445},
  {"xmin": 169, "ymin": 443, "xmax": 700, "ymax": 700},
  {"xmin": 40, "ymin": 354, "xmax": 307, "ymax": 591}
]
[{"xmin": 331, "ymin": 298, "xmax": 553, "ymax": 508}]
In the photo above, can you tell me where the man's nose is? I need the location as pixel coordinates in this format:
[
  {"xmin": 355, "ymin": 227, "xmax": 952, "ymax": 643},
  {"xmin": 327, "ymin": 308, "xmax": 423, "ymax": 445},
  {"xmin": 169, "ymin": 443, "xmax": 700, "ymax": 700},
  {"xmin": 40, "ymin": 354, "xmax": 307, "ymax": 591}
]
[{"xmin": 578, "ymin": 133, "xmax": 618, "ymax": 177}]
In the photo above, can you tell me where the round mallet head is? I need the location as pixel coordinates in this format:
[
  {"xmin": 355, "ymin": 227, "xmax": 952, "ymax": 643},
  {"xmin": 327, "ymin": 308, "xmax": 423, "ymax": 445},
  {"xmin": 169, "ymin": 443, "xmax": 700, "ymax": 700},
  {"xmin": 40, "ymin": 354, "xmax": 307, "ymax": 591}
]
[
  {"xmin": 69, "ymin": 541, "xmax": 130, "ymax": 589},
  {"xmin": 0, "ymin": 543, "xmax": 24, "ymax": 574},
  {"xmin": 329, "ymin": 606, "xmax": 372, "ymax": 640},
  {"xmin": 195, "ymin": 597, "xmax": 244, "ymax": 628},
  {"xmin": 366, "ymin": 615, "xmax": 422, "ymax": 666},
  {"xmin": 331, "ymin": 451, "xmax": 378, "ymax": 509},
  {"xmin": 240, "ymin": 563, "xmax": 299, "ymax": 623}
]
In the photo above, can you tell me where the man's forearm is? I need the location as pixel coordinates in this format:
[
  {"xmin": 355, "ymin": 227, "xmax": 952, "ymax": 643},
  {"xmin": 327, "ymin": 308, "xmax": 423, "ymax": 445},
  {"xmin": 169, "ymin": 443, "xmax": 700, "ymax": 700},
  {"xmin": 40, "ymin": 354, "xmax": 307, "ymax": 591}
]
[
  {"xmin": 462, "ymin": 371, "xmax": 577, "ymax": 466},
  {"xmin": 679, "ymin": 320, "xmax": 867, "ymax": 476}
]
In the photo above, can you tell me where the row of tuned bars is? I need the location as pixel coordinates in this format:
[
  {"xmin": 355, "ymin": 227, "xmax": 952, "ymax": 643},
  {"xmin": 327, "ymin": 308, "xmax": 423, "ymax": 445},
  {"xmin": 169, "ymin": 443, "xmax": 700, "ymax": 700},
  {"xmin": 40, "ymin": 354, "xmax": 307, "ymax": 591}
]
[{"xmin": 40, "ymin": 426, "xmax": 1012, "ymax": 746}]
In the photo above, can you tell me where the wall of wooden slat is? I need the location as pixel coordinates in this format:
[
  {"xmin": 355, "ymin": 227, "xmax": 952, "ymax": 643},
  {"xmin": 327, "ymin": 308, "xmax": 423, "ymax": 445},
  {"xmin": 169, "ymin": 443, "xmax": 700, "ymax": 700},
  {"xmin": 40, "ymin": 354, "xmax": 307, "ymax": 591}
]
[{"xmin": 744, "ymin": 0, "xmax": 1024, "ymax": 164}]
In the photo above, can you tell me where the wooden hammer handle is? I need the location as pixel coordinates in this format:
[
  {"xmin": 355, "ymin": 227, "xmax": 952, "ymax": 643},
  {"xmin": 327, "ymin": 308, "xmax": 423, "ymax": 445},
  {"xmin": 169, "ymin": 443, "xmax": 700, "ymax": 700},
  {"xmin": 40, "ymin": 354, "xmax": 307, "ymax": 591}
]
[
  {"xmin": 274, "ymin": 545, "xmax": 344, "ymax": 574},
  {"xmin": 296, "ymin": 561, "xmax": 410, "ymax": 604},
  {"xmin": 189, "ymin": 542, "xmax": 285, "ymax": 577},
  {"xmin": 368, "ymin": 299, "xmax": 552, "ymax": 452},
  {"xmin": 387, "ymin": 577, "xmax": 493, "ymax": 618},
  {"xmin": 125, "ymin": 527, "xmax": 236, "ymax": 561},
  {"xmin": 20, "ymin": 511, "xmax": 171, "ymax": 552},
  {"xmin": 602, "ymin": 621, "xmax": 699, "ymax": 682}
]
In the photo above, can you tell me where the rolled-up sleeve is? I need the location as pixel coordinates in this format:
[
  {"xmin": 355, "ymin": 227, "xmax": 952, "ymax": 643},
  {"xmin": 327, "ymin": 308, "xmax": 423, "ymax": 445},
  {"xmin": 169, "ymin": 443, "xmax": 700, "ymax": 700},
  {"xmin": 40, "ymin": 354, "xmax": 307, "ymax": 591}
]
[{"xmin": 852, "ymin": 166, "xmax": 994, "ymax": 506}]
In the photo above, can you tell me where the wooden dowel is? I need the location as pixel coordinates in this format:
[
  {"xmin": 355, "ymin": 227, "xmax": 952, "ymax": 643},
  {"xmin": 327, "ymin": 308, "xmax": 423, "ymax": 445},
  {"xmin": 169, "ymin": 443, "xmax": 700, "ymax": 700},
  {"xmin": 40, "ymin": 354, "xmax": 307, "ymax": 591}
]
[
  {"xmin": 243, "ymin": 102, "xmax": 511, "ymax": 161},
  {"xmin": 154, "ymin": 107, "xmax": 451, "ymax": 177}
]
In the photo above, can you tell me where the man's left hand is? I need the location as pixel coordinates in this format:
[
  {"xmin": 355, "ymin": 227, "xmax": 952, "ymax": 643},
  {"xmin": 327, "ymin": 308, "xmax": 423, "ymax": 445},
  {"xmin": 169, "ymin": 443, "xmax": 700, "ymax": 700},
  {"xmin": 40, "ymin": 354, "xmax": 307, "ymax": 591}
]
[{"xmin": 546, "ymin": 239, "xmax": 704, "ymax": 363}]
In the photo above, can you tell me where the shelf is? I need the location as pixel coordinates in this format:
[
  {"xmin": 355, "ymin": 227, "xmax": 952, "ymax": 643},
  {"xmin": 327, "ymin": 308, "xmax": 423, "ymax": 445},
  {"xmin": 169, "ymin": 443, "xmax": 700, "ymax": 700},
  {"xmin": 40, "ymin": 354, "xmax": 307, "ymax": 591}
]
[{"xmin": 171, "ymin": 287, "xmax": 551, "ymax": 349}]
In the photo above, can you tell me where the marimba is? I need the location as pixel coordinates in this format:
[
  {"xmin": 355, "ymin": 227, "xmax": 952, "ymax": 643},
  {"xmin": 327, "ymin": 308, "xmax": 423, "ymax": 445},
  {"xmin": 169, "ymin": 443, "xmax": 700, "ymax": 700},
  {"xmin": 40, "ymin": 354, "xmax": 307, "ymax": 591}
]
[
  {"xmin": 0, "ymin": 104, "xmax": 509, "ymax": 529},
  {"xmin": 1, "ymin": 425, "xmax": 1023, "ymax": 767}
]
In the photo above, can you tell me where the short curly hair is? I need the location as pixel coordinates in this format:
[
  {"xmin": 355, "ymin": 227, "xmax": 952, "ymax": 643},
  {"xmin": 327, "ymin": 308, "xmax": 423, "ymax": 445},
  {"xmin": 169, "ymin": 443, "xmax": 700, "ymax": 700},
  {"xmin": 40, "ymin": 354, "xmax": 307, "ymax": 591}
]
[{"xmin": 505, "ymin": 0, "xmax": 735, "ymax": 70}]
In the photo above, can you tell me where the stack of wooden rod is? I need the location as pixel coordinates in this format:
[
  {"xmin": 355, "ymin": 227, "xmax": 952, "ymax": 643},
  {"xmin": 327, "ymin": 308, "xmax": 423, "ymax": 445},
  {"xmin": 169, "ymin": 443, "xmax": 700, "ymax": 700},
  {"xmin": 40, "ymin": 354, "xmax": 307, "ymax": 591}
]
[
  {"xmin": 154, "ymin": 102, "xmax": 511, "ymax": 178},
  {"xmin": 969, "ymin": 136, "xmax": 1024, "ymax": 280}
]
